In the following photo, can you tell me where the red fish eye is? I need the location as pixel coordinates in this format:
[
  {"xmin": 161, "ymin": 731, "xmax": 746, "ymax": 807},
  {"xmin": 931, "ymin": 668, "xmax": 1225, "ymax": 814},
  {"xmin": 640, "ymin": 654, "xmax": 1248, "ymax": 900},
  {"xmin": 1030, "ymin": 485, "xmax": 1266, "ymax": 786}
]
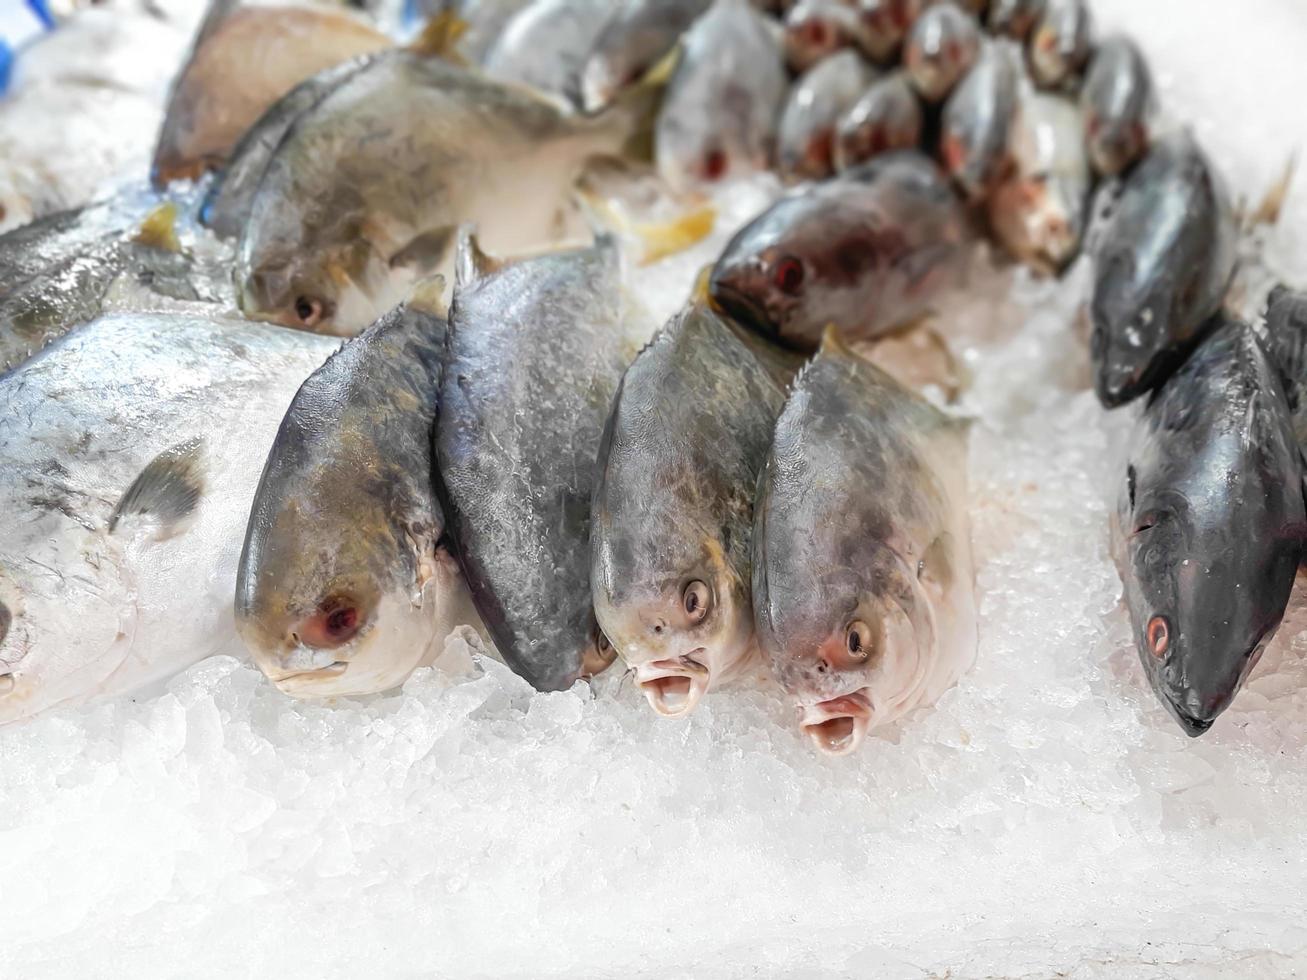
[
  {"xmin": 773, "ymin": 256, "xmax": 805, "ymax": 295},
  {"xmin": 294, "ymin": 295, "xmax": 324, "ymax": 327},
  {"xmin": 703, "ymin": 147, "xmax": 728, "ymax": 180},
  {"xmin": 326, "ymin": 605, "xmax": 358, "ymax": 638},
  {"xmin": 1146, "ymin": 616, "xmax": 1169, "ymax": 658},
  {"xmin": 802, "ymin": 19, "xmax": 831, "ymax": 48}
]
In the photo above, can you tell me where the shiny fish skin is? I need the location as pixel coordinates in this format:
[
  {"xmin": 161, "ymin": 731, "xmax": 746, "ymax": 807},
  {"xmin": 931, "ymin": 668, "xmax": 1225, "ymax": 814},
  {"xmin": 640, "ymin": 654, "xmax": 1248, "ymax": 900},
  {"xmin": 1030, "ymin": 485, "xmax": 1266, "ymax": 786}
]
[
  {"xmin": 987, "ymin": 0, "xmax": 1043, "ymax": 39},
  {"xmin": 778, "ymin": 50, "xmax": 879, "ymax": 181},
  {"xmin": 435, "ymin": 235, "xmax": 638, "ymax": 692},
  {"xmin": 1264, "ymin": 285, "xmax": 1307, "ymax": 451},
  {"xmin": 580, "ymin": 0, "xmax": 711, "ymax": 113},
  {"xmin": 655, "ymin": 0, "xmax": 788, "ymax": 190},
  {"xmin": 1112, "ymin": 319, "xmax": 1304, "ymax": 737},
  {"xmin": 483, "ymin": 0, "xmax": 615, "ymax": 107},
  {"xmin": 1027, "ymin": 0, "xmax": 1091, "ymax": 89},
  {"xmin": 854, "ymin": 0, "xmax": 931, "ymax": 63},
  {"xmin": 1090, "ymin": 132, "xmax": 1236, "ymax": 408},
  {"xmin": 783, "ymin": 0, "xmax": 872, "ymax": 73},
  {"xmin": 0, "ymin": 313, "xmax": 338, "ymax": 726},
  {"xmin": 903, "ymin": 2, "xmax": 980, "ymax": 102},
  {"xmin": 235, "ymin": 289, "xmax": 479, "ymax": 700},
  {"xmin": 237, "ymin": 53, "xmax": 633, "ymax": 336},
  {"xmin": 940, "ymin": 40, "xmax": 1019, "ymax": 202},
  {"xmin": 833, "ymin": 71, "xmax": 923, "ymax": 173},
  {"xmin": 591, "ymin": 299, "xmax": 788, "ymax": 717},
  {"xmin": 710, "ymin": 151, "xmax": 970, "ymax": 350},
  {"xmin": 752, "ymin": 333, "xmax": 976, "ymax": 756},
  {"xmin": 151, "ymin": 5, "xmax": 390, "ymax": 187},
  {"xmin": 1081, "ymin": 35, "xmax": 1153, "ymax": 177}
]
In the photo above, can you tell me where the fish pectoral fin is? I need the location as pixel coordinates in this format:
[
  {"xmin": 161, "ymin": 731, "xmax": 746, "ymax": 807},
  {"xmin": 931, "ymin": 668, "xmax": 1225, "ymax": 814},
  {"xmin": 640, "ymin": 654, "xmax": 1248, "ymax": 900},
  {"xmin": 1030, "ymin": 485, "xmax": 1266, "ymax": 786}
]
[
  {"xmin": 133, "ymin": 202, "xmax": 182, "ymax": 254},
  {"xmin": 108, "ymin": 437, "xmax": 206, "ymax": 540},
  {"xmin": 916, "ymin": 533, "xmax": 956, "ymax": 598},
  {"xmin": 453, "ymin": 225, "xmax": 503, "ymax": 287},
  {"xmin": 408, "ymin": 10, "xmax": 470, "ymax": 65},
  {"xmin": 389, "ymin": 227, "xmax": 456, "ymax": 273},
  {"xmin": 1243, "ymin": 152, "xmax": 1297, "ymax": 229},
  {"xmin": 405, "ymin": 274, "xmax": 448, "ymax": 318}
]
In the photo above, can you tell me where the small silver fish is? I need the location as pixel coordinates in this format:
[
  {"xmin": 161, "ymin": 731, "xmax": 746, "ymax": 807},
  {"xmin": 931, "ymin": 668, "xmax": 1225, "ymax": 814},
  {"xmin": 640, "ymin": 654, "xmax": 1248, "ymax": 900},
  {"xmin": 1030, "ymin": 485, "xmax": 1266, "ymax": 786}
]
[
  {"xmin": 778, "ymin": 50, "xmax": 879, "ymax": 181},
  {"xmin": 1081, "ymin": 35, "xmax": 1153, "ymax": 176},
  {"xmin": 903, "ymin": 2, "xmax": 980, "ymax": 102},
  {"xmin": 833, "ymin": 70, "xmax": 923, "ymax": 173},
  {"xmin": 1027, "ymin": 0, "xmax": 1091, "ymax": 89},
  {"xmin": 940, "ymin": 41, "xmax": 1019, "ymax": 202}
]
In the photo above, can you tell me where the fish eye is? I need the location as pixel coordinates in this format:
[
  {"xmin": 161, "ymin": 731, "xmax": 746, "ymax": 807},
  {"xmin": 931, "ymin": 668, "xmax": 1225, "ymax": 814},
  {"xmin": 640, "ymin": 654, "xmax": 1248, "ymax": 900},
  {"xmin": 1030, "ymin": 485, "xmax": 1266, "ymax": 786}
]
[
  {"xmin": 598, "ymin": 631, "xmax": 613, "ymax": 655},
  {"xmin": 846, "ymin": 621, "xmax": 872, "ymax": 661},
  {"xmin": 294, "ymin": 295, "xmax": 324, "ymax": 327},
  {"xmin": 297, "ymin": 594, "xmax": 364, "ymax": 649},
  {"xmin": 801, "ymin": 18, "xmax": 831, "ymax": 48},
  {"xmin": 703, "ymin": 147, "xmax": 729, "ymax": 181},
  {"xmin": 1146, "ymin": 615, "xmax": 1169, "ymax": 658},
  {"xmin": 773, "ymin": 255, "xmax": 805, "ymax": 295},
  {"xmin": 682, "ymin": 580, "xmax": 711, "ymax": 623}
]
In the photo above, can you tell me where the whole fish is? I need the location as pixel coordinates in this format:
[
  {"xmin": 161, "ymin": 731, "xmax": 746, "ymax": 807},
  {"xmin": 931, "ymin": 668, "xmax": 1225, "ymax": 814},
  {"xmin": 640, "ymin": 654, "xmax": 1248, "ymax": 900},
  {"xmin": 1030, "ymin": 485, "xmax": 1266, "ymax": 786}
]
[
  {"xmin": 435, "ymin": 232, "xmax": 640, "ymax": 691},
  {"xmin": 987, "ymin": 92, "xmax": 1089, "ymax": 275},
  {"xmin": 0, "ymin": 313, "xmax": 338, "ymax": 726},
  {"xmin": 200, "ymin": 55, "xmax": 382, "ymax": 240},
  {"xmin": 237, "ymin": 53, "xmax": 643, "ymax": 335},
  {"xmin": 655, "ymin": 0, "xmax": 788, "ymax": 190},
  {"xmin": 940, "ymin": 41, "xmax": 1019, "ymax": 202},
  {"xmin": 783, "ymin": 0, "xmax": 872, "ymax": 73},
  {"xmin": 0, "ymin": 189, "xmax": 231, "ymax": 374},
  {"xmin": 1112, "ymin": 319, "xmax": 1304, "ymax": 737},
  {"xmin": 1264, "ymin": 285, "xmax": 1307, "ymax": 450},
  {"xmin": 151, "ymin": 4, "xmax": 390, "ymax": 186},
  {"xmin": 1090, "ymin": 133, "xmax": 1236, "ymax": 408},
  {"xmin": 580, "ymin": 0, "xmax": 711, "ymax": 113},
  {"xmin": 235, "ymin": 282, "xmax": 482, "ymax": 700},
  {"xmin": 710, "ymin": 151, "xmax": 970, "ymax": 350},
  {"xmin": 987, "ymin": 0, "xmax": 1043, "ymax": 39},
  {"xmin": 1081, "ymin": 35, "xmax": 1153, "ymax": 177},
  {"xmin": 833, "ymin": 71, "xmax": 923, "ymax": 173},
  {"xmin": 1027, "ymin": 0, "xmax": 1091, "ymax": 89},
  {"xmin": 483, "ymin": 0, "xmax": 615, "ymax": 106},
  {"xmin": 903, "ymin": 2, "xmax": 980, "ymax": 103},
  {"xmin": 778, "ymin": 51, "xmax": 879, "ymax": 181},
  {"xmin": 591, "ymin": 296, "xmax": 789, "ymax": 717},
  {"xmin": 753, "ymin": 329, "xmax": 976, "ymax": 756}
]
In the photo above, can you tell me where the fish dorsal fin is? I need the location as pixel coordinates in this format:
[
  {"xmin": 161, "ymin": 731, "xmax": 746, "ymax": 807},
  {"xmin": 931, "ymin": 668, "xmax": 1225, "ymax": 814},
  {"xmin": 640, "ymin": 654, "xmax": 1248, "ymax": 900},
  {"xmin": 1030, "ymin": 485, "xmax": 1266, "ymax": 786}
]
[
  {"xmin": 133, "ymin": 202, "xmax": 182, "ymax": 253},
  {"xmin": 819, "ymin": 324, "xmax": 857, "ymax": 360},
  {"xmin": 108, "ymin": 438, "xmax": 206, "ymax": 539},
  {"xmin": 454, "ymin": 226, "xmax": 502, "ymax": 287},
  {"xmin": 408, "ymin": 10, "xmax": 470, "ymax": 64},
  {"xmin": 406, "ymin": 274, "xmax": 448, "ymax": 318}
]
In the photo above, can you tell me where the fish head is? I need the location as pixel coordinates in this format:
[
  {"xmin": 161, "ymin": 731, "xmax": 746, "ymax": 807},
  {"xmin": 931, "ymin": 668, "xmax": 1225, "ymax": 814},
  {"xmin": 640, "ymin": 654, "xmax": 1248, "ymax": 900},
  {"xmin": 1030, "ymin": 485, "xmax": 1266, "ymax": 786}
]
[
  {"xmin": 759, "ymin": 539, "xmax": 937, "ymax": 757},
  {"xmin": 234, "ymin": 422, "xmax": 452, "ymax": 699},
  {"xmin": 990, "ymin": 175, "xmax": 1085, "ymax": 277},
  {"xmin": 1089, "ymin": 246, "xmax": 1177, "ymax": 407}
]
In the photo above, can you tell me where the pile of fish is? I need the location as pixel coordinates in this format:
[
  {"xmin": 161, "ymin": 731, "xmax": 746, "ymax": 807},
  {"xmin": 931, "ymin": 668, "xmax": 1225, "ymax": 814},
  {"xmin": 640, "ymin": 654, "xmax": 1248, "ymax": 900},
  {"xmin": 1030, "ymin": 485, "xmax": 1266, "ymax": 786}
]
[{"xmin": 0, "ymin": 0, "xmax": 1299, "ymax": 751}]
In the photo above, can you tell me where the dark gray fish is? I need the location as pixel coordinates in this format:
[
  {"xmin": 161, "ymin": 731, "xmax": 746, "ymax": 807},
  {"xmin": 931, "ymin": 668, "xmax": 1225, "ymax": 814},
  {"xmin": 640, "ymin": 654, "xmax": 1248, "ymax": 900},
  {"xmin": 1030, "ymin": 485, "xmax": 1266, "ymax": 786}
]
[
  {"xmin": 833, "ymin": 71, "xmax": 923, "ymax": 173},
  {"xmin": 1263, "ymin": 285, "xmax": 1307, "ymax": 450},
  {"xmin": 579, "ymin": 0, "xmax": 711, "ymax": 113},
  {"xmin": 1027, "ymin": 0, "xmax": 1091, "ymax": 89},
  {"xmin": 200, "ymin": 54, "xmax": 382, "ymax": 240},
  {"xmin": 986, "ymin": 0, "xmax": 1043, "ymax": 39},
  {"xmin": 709, "ymin": 151, "xmax": 970, "ymax": 350},
  {"xmin": 435, "ymin": 232, "xmax": 639, "ymax": 691},
  {"xmin": 482, "ymin": 0, "xmax": 615, "ymax": 106},
  {"xmin": 778, "ymin": 50, "xmax": 879, "ymax": 181},
  {"xmin": 591, "ymin": 296, "xmax": 789, "ymax": 717},
  {"xmin": 752, "ymin": 329, "xmax": 976, "ymax": 756},
  {"xmin": 1112, "ymin": 318, "xmax": 1304, "ymax": 737},
  {"xmin": 1090, "ymin": 133, "xmax": 1236, "ymax": 408},
  {"xmin": 235, "ymin": 281, "xmax": 480, "ymax": 700},
  {"xmin": 1081, "ymin": 35, "xmax": 1153, "ymax": 177},
  {"xmin": 783, "ymin": 0, "xmax": 872, "ymax": 73},
  {"xmin": 940, "ymin": 41, "xmax": 1019, "ymax": 202},
  {"xmin": 903, "ymin": 2, "xmax": 980, "ymax": 102}
]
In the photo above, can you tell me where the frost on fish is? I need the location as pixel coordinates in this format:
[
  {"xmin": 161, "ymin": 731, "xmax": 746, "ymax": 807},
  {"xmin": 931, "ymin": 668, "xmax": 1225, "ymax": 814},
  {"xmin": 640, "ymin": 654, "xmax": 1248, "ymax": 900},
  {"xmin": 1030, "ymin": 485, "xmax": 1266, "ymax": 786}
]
[
  {"xmin": 435, "ymin": 233, "xmax": 645, "ymax": 692},
  {"xmin": 0, "ymin": 313, "xmax": 339, "ymax": 725}
]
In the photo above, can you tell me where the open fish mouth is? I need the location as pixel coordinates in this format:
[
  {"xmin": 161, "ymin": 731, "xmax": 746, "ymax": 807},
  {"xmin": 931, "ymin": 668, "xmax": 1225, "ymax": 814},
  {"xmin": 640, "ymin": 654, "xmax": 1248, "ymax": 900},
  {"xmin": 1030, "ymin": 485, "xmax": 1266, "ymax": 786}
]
[
  {"xmin": 636, "ymin": 652, "xmax": 710, "ymax": 717},
  {"xmin": 801, "ymin": 691, "xmax": 873, "ymax": 756},
  {"xmin": 708, "ymin": 280, "xmax": 777, "ymax": 341}
]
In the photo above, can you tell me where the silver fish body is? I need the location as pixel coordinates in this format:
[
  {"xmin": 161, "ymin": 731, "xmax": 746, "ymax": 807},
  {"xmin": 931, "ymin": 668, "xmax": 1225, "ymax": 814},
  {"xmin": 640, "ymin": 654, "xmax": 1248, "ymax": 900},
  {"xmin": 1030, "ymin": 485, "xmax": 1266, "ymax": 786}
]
[
  {"xmin": 783, "ymin": 0, "xmax": 873, "ymax": 72},
  {"xmin": 903, "ymin": 2, "xmax": 980, "ymax": 102},
  {"xmin": 1081, "ymin": 35, "xmax": 1153, "ymax": 177},
  {"xmin": 483, "ymin": 0, "xmax": 616, "ymax": 106},
  {"xmin": 833, "ymin": 70, "xmax": 923, "ymax": 173},
  {"xmin": 1027, "ymin": 0, "xmax": 1091, "ymax": 89},
  {"xmin": 940, "ymin": 40, "xmax": 1019, "ymax": 202},
  {"xmin": 987, "ymin": 0, "xmax": 1043, "ymax": 39},
  {"xmin": 580, "ymin": 0, "xmax": 711, "ymax": 113},
  {"xmin": 778, "ymin": 50, "xmax": 879, "ymax": 181}
]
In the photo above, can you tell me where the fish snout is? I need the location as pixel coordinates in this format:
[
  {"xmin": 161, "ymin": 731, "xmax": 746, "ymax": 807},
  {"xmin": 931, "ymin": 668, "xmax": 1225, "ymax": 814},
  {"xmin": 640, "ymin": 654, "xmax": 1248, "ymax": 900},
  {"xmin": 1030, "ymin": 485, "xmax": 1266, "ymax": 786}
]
[
  {"xmin": 800, "ymin": 692, "xmax": 873, "ymax": 756},
  {"xmin": 635, "ymin": 652, "xmax": 710, "ymax": 718}
]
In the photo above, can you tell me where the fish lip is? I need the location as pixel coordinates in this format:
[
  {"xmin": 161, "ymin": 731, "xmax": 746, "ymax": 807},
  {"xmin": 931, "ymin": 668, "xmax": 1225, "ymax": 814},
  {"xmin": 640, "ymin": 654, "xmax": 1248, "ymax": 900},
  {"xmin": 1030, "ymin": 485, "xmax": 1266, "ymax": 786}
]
[
  {"xmin": 636, "ymin": 651, "xmax": 711, "ymax": 718},
  {"xmin": 708, "ymin": 278, "xmax": 779, "ymax": 340},
  {"xmin": 267, "ymin": 661, "xmax": 350, "ymax": 686},
  {"xmin": 1162, "ymin": 697, "xmax": 1215, "ymax": 738},
  {"xmin": 801, "ymin": 691, "xmax": 874, "ymax": 757}
]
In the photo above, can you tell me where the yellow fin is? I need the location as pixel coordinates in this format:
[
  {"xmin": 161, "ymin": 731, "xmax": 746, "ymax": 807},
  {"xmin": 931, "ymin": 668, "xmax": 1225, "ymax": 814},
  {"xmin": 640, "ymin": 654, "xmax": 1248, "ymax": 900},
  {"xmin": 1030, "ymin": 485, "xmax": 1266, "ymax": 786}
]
[
  {"xmin": 1248, "ymin": 152, "xmax": 1297, "ymax": 228},
  {"xmin": 133, "ymin": 202, "xmax": 181, "ymax": 253},
  {"xmin": 408, "ymin": 11, "xmax": 469, "ymax": 64},
  {"xmin": 406, "ymin": 274, "xmax": 447, "ymax": 317},
  {"xmin": 691, "ymin": 264, "xmax": 715, "ymax": 305},
  {"xmin": 576, "ymin": 187, "xmax": 715, "ymax": 265},
  {"xmin": 819, "ymin": 324, "xmax": 856, "ymax": 359},
  {"xmin": 640, "ymin": 42, "xmax": 682, "ymax": 89}
]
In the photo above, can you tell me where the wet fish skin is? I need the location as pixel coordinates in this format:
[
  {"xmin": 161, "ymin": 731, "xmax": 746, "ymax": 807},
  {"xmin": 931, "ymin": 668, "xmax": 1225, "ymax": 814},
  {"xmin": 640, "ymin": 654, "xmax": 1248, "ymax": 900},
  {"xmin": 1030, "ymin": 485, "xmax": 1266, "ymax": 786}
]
[
  {"xmin": 778, "ymin": 50, "xmax": 879, "ymax": 181},
  {"xmin": 151, "ymin": 5, "xmax": 390, "ymax": 187},
  {"xmin": 235, "ymin": 286, "xmax": 479, "ymax": 700},
  {"xmin": 752, "ymin": 331, "xmax": 976, "ymax": 756},
  {"xmin": 709, "ymin": 150, "xmax": 970, "ymax": 350},
  {"xmin": 655, "ymin": 0, "xmax": 788, "ymax": 190},
  {"xmin": 1112, "ymin": 319, "xmax": 1304, "ymax": 737},
  {"xmin": 483, "ymin": 0, "xmax": 616, "ymax": 107},
  {"xmin": 1027, "ymin": 0, "xmax": 1091, "ymax": 89},
  {"xmin": 1264, "ymin": 285, "xmax": 1307, "ymax": 451},
  {"xmin": 940, "ymin": 41, "xmax": 1019, "ymax": 202},
  {"xmin": 783, "ymin": 0, "xmax": 871, "ymax": 73},
  {"xmin": 903, "ymin": 2, "xmax": 980, "ymax": 103},
  {"xmin": 435, "ymin": 234, "xmax": 636, "ymax": 692},
  {"xmin": 1081, "ymin": 35, "xmax": 1153, "ymax": 177},
  {"xmin": 852, "ymin": 0, "xmax": 931, "ymax": 63},
  {"xmin": 200, "ymin": 54, "xmax": 382, "ymax": 240},
  {"xmin": 833, "ymin": 71, "xmax": 923, "ymax": 173},
  {"xmin": 0, "ymin": 313, "xmax": 339, "ymax": 726},
  {"xmin": 591, "ymin": 299, "xmax": 788, "ymax": 717},
  {"xmin": 987, "ymin": 0, "xmax": 1043, "ymax": 39},
  {"xmin": 1090, "ymin": 132, "xmax": 1236, "ymax": 408},
  {"xmin": 580, "ymin": 0, "xmax": 711, "ymax": 113},
  {"xmin": 237, "ymin": 53, "xmax": 632, "ymax": 335}
]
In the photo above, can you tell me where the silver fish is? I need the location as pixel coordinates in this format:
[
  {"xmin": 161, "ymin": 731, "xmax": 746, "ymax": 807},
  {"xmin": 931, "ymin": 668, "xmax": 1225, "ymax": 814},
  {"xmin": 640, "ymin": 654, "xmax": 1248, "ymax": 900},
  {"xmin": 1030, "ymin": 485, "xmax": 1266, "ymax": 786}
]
[
  {"xmin": 778, "ymin": 50, "xmax": 879, "ymax": 181},
  {"xmin": 1081, "ymin": 35, "xmax": 1153, "ymax": 177},
  {"xmin": 833, "ymin": 70, "xmax": 923, "ymax": 173},
  {"xmin": 903, "ymin": 2, "xmax": 980, "ymax": 102},
  {"xmin": 940, "ymin": 40, "xmax": 1019, "ymax": 202},
  {"xmin": 483, "ymin": 0, "xmax": 616, "ymax": 106},
  {"xmin": 783, "ymin": 0, "xmax": 872, "ymax": 73},
  {"xmin": 1027, "ymin": 0, "xmax": 1091, "ymax": 89},
  {"xmin": 986, "ymin": 0, "xmax": 1043, "ymax": 39},
  {"xmin": 579, "ymin": 0, "xmax": 711, "ymax": 113}
]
